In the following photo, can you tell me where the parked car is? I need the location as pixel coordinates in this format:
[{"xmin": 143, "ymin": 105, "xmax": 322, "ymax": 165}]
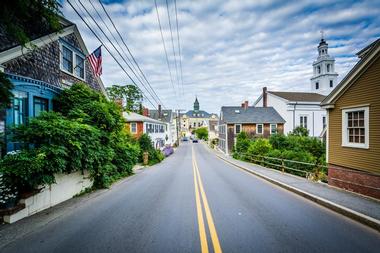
[
  {"xmin": 182, "ymin": 137, "xmax": 189, "ymax": 141},
  {"xmin": 192, "ymin": 139, "xmax": 198, "ymax": 143},
  {"xmin": 162, "ymin": 145, "xmax": 174, "ymax": 157}
]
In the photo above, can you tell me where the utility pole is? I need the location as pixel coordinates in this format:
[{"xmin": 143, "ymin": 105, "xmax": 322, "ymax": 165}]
[{"xmin": 175, "ymin": 109, "xmax": 185, "ymax": 146}]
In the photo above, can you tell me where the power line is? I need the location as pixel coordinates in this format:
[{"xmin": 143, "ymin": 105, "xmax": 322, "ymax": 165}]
[
  {"xmin": 67, "ymin": 0, "xmax": 158, "ymax": 110},
  {"xmin": 76, "ymin": 0, "xmax": 163, "ymax": 108},
  {"xmin": 154, "ymin": 0, "xmax": 180, "ymax": 108},
  {"xmin": 174, "ymin": 0, "xmax": 185, "ymax": 96},
  {"xmin": 165, "ymin": 0, "xmax": 181, "ymax": 99},
  {"xmin": 95, "ymin": 0, "xmax": 167, "ymax": 109}
]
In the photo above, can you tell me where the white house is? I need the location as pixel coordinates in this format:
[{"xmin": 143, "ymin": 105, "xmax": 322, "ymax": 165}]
[
  {"xmin": 123, "ymin": 112, "xmax": 168, "ymax": 149},
  {"xmin": 253, "ymin": 36, "xmax": 338, "ymax": 137},
  {"xmin": 147, "ymin": 106, "xmax": 178, "ymax": 146}
]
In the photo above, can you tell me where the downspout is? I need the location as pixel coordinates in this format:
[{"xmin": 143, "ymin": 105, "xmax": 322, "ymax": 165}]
[{"xmin": 293, "ymin": 102, "xmax": 298, "ymax": 131}]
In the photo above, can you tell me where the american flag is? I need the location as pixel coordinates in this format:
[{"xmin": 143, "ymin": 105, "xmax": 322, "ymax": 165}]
[{"xmin": 88, "ymin": 46, "xmax": 102, "ymax": 76}]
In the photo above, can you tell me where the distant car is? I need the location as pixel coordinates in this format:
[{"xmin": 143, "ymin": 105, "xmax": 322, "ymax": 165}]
[
  {"xmin": 182, "ymin": 137, "xmax": 189, "ymax": 141},
  {"xmin": 192, "ymin": 139, "xmax": 198, "ymax": 143}
]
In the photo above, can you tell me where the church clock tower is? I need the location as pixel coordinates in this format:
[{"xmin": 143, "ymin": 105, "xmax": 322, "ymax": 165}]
[{"xmin": 310, "ymin": 32, "xmax": 338, "ymax": 95}]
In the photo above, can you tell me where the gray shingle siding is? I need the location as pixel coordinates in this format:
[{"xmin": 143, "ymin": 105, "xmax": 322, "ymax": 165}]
[{"xmin": 220, "ymin": 106, "xmax": 285, "ymax": 124}]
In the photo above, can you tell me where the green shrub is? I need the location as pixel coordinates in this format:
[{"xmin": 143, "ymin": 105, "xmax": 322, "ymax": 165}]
[
  {"xmin": 269, "ymin": 134, "xmax": 288, "ymax": 150},
  {"xmin": 290, "ymin": 126, "xmax": 309, "ymax": 137},
  {"xmin": 1, "ymin": 83, "xmax": 140, "ymax": 192},
  {"xmin": 247, "ymin": 138, "xmax": 272, "ymax": 156},
  {"xmin": 138, "ymin": 133, "xmax": 164, "ymax": 165}
]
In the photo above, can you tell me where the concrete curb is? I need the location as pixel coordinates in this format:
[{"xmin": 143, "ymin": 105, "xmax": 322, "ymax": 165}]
[{"xmin": 215, "ymin": 154, "xmax": 380, "ymax": 233}]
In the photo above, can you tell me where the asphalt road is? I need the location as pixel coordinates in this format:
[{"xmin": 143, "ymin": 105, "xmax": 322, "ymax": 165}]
[{"xmin": 1, "ymin": 142, "xmax": 380, "ymax": 253}]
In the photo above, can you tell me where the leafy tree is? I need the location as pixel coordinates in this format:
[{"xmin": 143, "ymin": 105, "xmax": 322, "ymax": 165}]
[
  {"xmin": 195, "ymin": 127, "xmax": 208, "ymax": 140},
  {"xmin": 138, "ymin": 134, "xmax": 163, "ymax": 165},
  {"xmin": 0, "ymin": 0, "xmax": 62, "ymax": 48},
  {"xmin": 106, "ymin": 85, "xmax": 143, "ymax": 112},
  {"xmin": 290, "ymin": 126, "xmax": 309, "ymax": 137}
]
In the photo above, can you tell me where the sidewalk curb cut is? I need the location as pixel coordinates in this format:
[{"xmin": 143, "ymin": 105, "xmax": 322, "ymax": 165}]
[{"xmin": 216, "ymin": 154, "xmax": 380, "ymax": 233}]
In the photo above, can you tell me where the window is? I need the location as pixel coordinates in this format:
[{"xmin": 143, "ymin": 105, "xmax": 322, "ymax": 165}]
[
  {"xmin": 12, "ymin": 92, "xmax": 28, "ymax": 126},
  {"xmin": 193, "ymin": 122, "xmax": 196, "ymax": 127},
  {"xmin": 198, "ymin": 122, "xmax": 201, "ymax": 127},
  {"xmin": 62, "ymin": 45, "xmax": 73, "ymax": 73},
  {"xmin": 270, "ymin": 124, "xmax": 277, "ymax": 134},
  {"xmin": 342, "ymin": 107, "xmax": 369, "ymax": 149},
  {"xmin": 327, "ymin": 64, "xmax": 330, "ymax": 72},
  {"xmin": 317, "ymin": 66, "xmax": 321, "ymax": 74},
  {"xmin": 322, "ymin": 116, "xmax": 326, "ymax": 129},
  {"xmin": 33, "ymin": 97, "xmax": 48, "ymax": 117},
  {"xmin": 315, "ymin": 82, "xmax": 319, "ymax": 90},
  {"xmin": 75, "ymin": 55, "xmax": 85, "ymax": 78},
  {"xmin": 300, "ymin": 116, "xmax": 308, "ymax": 129},
  {"xmin": 234, "ymin": 124, "xmax": 241, "ymax": 134},
  {"xmin": 60, "ymin": 42, "xmax": 86, "ymax": 80},
  {"xmin": 330, "ymin": 80, "xmax": 333, "ymax": 88},
  {"xmin": 130, "ymin": 123, "xmax": 137, "ymax": 133},
  {"xmin": 256, "ymin": 124, "xmax": 263, "ymax": 134}
]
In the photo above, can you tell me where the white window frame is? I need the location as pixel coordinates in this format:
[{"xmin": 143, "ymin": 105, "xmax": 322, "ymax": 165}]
[
  {"xmin": 270, "ymin": 124, "xmax": 277, "ymax": 135},
  {"xmin": 256, "ymin": 124, "xmax": 263, "ymax": 134},
  {"xmin": 130, "ymin": 122, "xmax": 137, "ymax": 134},
  {"xmin": 300, "ymin": 115, "xmax": 308, "ymax": 129},
  {"xmin": 234, "ymin": 124, "xmax": 242, "ymax": 134},
  {"xmin": 59, "ymin": 43, "xmax": 86, "ymax": 81},
  {"xmin": 342, "ymin": 106, "xmax": 369, "ymax": 149}
]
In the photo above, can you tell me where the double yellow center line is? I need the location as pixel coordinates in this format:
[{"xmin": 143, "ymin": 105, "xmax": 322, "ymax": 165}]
[{"xmin": 192, "ymin": 146, "xmax": 222, "ymax": 253}]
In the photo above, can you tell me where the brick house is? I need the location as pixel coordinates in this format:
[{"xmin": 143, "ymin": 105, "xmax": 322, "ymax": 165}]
[
  {"xmin": 321, "ymin": 38, "xmax": 380, "ymax": 199},
  {"xmin": 218, "ymin": 102, "xmax": 285, "ymax": 155},
  {"xmin": 0, "ymin": 17, "xmax": 106, "ymax": 154}
]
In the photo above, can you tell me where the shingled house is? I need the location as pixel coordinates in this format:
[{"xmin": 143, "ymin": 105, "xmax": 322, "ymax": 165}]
[
  {"xmin": 0, "ymin": 17, "xmax": 106, "ymax": 154},
  {"xmin": 218, "ymin": 103, "xmax": 285, "ymax": 155}
]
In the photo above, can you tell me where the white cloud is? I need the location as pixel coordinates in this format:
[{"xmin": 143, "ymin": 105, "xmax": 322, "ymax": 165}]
[{"xmin": 62, "ymin": 0, "xmax": 380, "ymax": 112}]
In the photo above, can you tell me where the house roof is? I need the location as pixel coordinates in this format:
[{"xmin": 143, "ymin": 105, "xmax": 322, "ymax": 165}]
[
  {"xmin": 123, "ymin": 112, "xmax": 165, "ymax": 124},
  {"xmin": 268, "ymin": 91, "xmax": 326, "ymax": 102},
  {"xmin": 322, "ymin": 38, "xmax": 380, "ymax": 107},
  {"xmin": 148, "ymin": 109, "xmax": 173, "ymax": 123},
  {"xmin": 185, "ymin": 110, "xmax": 212, "ymax": 118},
  {"xmin": 220, "ymin": 106, "xmax": 285, "ymax": 124}
]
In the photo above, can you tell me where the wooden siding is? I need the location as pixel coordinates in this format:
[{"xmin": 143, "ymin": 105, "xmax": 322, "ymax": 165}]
[
  {"xmin": 226, "ymin": 123, "xmax": 284, "ymax": 153},
  {"xmin": 328, "ymin": 55, "xmax": 380, "ymax": 175}
]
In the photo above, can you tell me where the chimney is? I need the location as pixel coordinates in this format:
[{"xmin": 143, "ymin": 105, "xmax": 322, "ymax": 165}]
[
  {"xmin": 263, "ymin": 87, "xmax": 267, "ymax": 107},
  {"xmin": 241, "ymin": 103, "xmax": 245, "ymax": 108},
  {"xmin": 244, "ymin": 100, "xmax": 248, "ymax": 109},
  {"xmin": 143, "ymin": 107, "xmax": 149, "ymax": 116},
  {"xmin": 158, "ymin": 104, "xmax": 162, "ymax": 119}
]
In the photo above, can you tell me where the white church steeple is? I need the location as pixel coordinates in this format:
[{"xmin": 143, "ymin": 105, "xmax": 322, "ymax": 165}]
[{"xmin": 310, "ymin": 31, "xmax": 338, "ymax": 95}]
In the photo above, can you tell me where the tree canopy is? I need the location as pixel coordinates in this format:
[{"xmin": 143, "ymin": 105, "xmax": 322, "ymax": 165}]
[{"xmin": 106, "ymin": 85, "xmax": 143, "ymax": 113}]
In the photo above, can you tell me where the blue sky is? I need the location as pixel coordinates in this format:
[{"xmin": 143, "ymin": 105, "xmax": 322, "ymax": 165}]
[{"xmin": 62, "ymin": 0, "xmax": 380, "ymax": 112}]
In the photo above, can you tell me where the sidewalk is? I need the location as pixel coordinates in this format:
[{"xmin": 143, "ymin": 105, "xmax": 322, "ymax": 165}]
[{"xmin": 208, "ymin": 147, "xmax": 380, "ymax": 232}]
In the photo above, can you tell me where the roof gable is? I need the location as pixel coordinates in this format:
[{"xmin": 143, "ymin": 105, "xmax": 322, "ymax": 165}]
[
  {"xmin": 268, "ymin": 91, "xmax": 326, "ymax": 102},
  {"xmin": 322, "ymin": 38, "xmax": 380, "ymax": 106}
]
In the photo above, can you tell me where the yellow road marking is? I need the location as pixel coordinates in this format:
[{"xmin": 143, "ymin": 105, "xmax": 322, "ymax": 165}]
[
  {"xmin": 193, "ymin": 152, "xmax": 209, "ymax": 253},
  {"xmin": 192, "ymin": 146, "xmax": 223, "ymax": 253}
]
